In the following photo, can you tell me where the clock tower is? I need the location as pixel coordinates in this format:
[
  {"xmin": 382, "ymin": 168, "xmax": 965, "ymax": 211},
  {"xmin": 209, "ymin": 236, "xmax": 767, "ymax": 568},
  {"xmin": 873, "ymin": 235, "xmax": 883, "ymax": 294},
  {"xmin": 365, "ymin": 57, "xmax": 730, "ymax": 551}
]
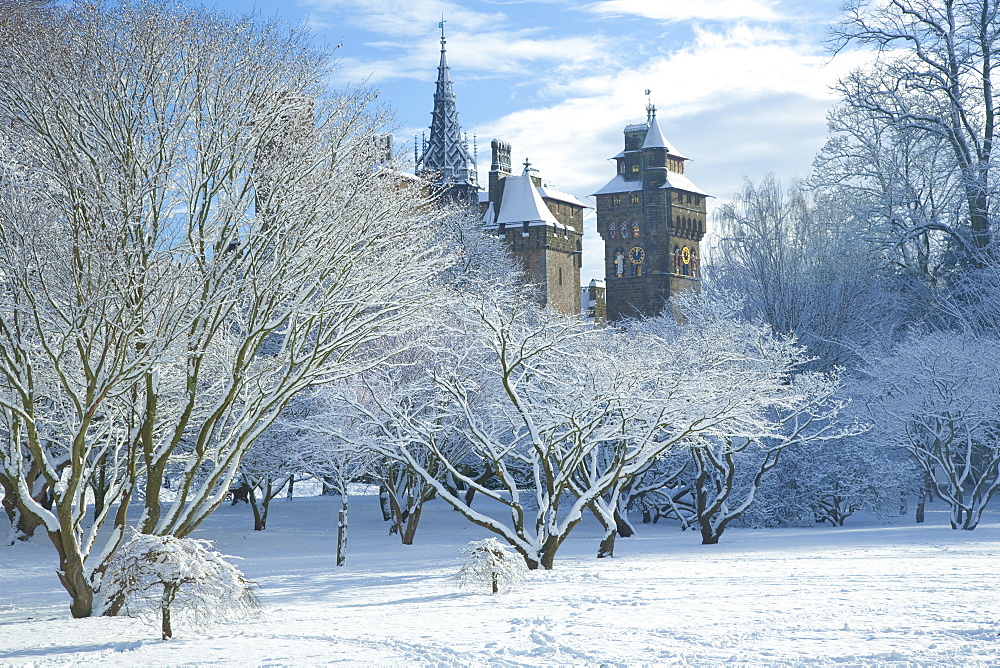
[{"xmin": 593, "ymin": 106, "xmax": 708, "ymax": 320}]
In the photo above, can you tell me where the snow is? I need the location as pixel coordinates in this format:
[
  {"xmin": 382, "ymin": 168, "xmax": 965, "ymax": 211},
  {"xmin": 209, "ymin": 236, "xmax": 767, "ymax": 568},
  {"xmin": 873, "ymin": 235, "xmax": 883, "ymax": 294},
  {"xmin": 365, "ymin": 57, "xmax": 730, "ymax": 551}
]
[
  {"xmin": 661, "ymin": 171, "xmax": 710, "ymax": 196},
  {"xmin": 536, "ymin": 185, "xmax": 588, "ymax": 209},
  {"xmin": 2, "ymin": 493, "xmax": 999, "ymax": 665},
  {"xmin": 592, "ymin": 173, "xmax": 644, "ymax": 195},
  {"xmin": 494, "ymin": 170, "xmax": 561, "ymax": 226},
  {"xmin": 641, "ymin": 114, "xmax": 687, "ymax": 159}
]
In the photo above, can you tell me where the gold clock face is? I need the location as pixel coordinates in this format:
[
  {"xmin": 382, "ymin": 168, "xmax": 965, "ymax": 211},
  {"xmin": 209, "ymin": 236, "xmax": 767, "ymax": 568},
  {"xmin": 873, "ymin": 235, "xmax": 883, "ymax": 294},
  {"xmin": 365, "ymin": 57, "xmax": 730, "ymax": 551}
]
[
  {"xmin": 681, "ymin": 246, "xmax": 691, "ymax": 264},
  {"xmin": 629, "ymin": 246, "xmax": 645, "ymax": 264}
]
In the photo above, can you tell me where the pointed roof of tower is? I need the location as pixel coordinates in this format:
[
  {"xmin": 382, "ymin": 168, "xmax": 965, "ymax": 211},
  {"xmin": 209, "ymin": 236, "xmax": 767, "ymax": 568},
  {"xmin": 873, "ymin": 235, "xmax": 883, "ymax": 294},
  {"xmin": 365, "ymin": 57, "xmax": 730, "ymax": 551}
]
[
  {"xmin": 642, "ymin": 107, "xmax": 687, "ymax": 158},
  {"xmin": 420, "ymin": 19, "xmax": 476, "ymax": 187},
  {"xmin": 495, "ymin": 163, "xmax": 560, "ymax": 226}
]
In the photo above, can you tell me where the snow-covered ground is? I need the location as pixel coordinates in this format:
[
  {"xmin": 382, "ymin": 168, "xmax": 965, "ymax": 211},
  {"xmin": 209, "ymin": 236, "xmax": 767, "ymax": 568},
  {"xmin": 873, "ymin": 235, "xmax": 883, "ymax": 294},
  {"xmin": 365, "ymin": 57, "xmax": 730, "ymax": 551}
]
[{"xmin": 1, "ymin": 493, "xmax": 999, "ymax": 666}]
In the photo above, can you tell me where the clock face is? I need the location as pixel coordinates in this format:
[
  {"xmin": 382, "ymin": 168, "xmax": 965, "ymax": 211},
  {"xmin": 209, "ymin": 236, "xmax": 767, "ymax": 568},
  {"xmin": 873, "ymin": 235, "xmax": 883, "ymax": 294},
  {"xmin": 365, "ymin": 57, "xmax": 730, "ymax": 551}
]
[
  {"xmin": 629, "ymin": 246, "xmax": 645, "ymax": 265},
  {"xmin": 681, "ymin": 246, "xmax": 692, "ymax": 264}
]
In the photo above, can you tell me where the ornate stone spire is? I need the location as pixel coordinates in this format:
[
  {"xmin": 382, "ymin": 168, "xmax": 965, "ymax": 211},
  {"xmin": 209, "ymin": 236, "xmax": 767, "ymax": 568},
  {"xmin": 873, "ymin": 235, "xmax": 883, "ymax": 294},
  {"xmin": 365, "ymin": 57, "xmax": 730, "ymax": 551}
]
[{"xmin": 419, "ymin": 18, "xmax": 477, "ymax": 197}]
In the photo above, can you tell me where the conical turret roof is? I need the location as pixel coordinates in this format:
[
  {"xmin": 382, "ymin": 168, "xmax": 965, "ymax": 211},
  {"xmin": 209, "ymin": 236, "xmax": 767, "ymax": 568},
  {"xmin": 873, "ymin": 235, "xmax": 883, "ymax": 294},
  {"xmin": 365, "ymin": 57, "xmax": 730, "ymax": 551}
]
[
  {"xmin": 642, "ymin": 110, "xmax": 687, "ymax": 159},
  {"xmin": 495, "ymin": 165, "xmax": 560, "ymax": 226}
]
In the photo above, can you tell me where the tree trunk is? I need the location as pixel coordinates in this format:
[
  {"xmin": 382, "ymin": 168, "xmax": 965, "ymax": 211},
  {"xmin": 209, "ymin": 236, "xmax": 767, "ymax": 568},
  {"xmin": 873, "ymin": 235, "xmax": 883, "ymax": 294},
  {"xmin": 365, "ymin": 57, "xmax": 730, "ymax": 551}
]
[
  {"xmin": 613, "ymin": 504, "xmax": 635, "ymax": 538},
  {"xmin": 590, "ymin": 502, "xmax": 617, "ymax": 558},
  {"xmin": 336, "ymin": 494, "xmax": 348, "ymax": 567},
  {"xmin": 378, "ymin": 485, "xmax": 392, "ymax": 522},
  {"xmin": 700, "ymin": 523, "xmax": 721, "ymax": 545},
  {"xmin": 401, "ymin": 503, "xmax": 422, "ymax": 545},
  {"xmin": 916, "ymin": 471, "xmax": 932, "ymax": 524},
  {"xmin": 538, "ymin": 535, "xmax": 560, "ymax": 570},
  {"xmin": 286, "ymin": 476, "xmax": 294, "ymax": 501},
  {"xmin": 161, "ymin": 583, "xmax": 177, "ymax": 640},
  {"xmin": 597, "ymin": 530, "xmax": 616, "ymax": 559},
  {"xmin": 248, "ymin": 486, "xmax": 264, "ymax": 531},
  {"xmin": 51, "ymin": 532, "xmax": 94, "ymax": 618}
]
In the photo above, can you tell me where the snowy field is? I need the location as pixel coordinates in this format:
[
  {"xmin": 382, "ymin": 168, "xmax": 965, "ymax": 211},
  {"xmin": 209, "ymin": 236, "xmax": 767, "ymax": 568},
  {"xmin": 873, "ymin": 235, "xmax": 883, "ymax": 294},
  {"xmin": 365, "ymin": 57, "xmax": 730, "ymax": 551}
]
[{"xmin": 2, "ymin": 493, "xmax": 999, "ymax": 666}]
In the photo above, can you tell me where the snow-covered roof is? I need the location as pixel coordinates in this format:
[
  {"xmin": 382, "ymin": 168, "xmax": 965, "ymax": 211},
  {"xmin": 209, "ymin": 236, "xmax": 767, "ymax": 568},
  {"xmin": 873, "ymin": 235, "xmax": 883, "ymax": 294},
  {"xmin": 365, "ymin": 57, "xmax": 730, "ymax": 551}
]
[
  {"xmin": 480, "ymin": 201, "xmax": 495, "ymax": 224},
  {"xmin": 478, "ymin": 190, "xmax": 489, "ymax": 203},
  {"xmin": 660, "ymin": 172, "xmax": 709, "ymax": 197},
  {"xmin": 495, "ymin": 169, "xmax": 560, "ymax": 226},
  {"xmin": 642, "ymin": 114, "xmax": 688, "ymax": 159},
  {"xmin": 592, "ymin": 174, "xmax": 643, "ymax": 196},
  {"xmin": 537, "ymin": 185, "xmax": 589, "ymax": 209}
]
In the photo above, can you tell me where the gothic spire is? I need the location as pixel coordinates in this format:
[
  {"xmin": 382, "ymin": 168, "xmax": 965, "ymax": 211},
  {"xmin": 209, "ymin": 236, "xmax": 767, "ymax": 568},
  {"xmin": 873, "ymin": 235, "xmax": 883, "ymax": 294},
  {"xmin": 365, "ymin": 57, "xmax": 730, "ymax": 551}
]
[{"xmin": 419, "ymin": 18, "xmax": 477, "ymax": 195}]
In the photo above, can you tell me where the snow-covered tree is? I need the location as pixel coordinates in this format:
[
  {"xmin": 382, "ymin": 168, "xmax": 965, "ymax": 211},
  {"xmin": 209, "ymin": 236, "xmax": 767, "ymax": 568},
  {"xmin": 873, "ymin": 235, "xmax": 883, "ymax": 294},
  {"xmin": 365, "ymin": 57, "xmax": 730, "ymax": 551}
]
[
  {"xmin": 627, "ymin": 298, "xmax": 860, "ymax": 544},
  {"xmin": 341, "ymin": 292, "xmax": 845, "ymax": 567},
  {"xmin": 737, "ymin": 434, "xmax": 919, "ymax": 528},
  {"xmin": 0, "ymin": 1, "xmax": 443, "ymax": 617},
  {"xmin": 333, "ymin": 299, "xmax": 658, "ymax": 569},
  {"xmin": 454, "ymin": 538, "xmax": 527, "ymax": 594},
  {"xmin": 832, "ymin": 0, "xmax": 1000, "ymax": 255},
  {"xmin": 96, "ymin": 530, "xmax": 258, "ymax": 640},
  {"xmin": 287, "ymin": 392, "xmax": 380, "ymax": 566},
  {"xmin": 234, "ymin": 427, "xmax": 296, "ymax": 533},
  {"xmin": 685, "ymin": 371, "xmax": 858, "ymax": 544},
  {"xmin": 712, "ymin": 175, "xmax": 894, "ymax": 371},
  {"xmin": 865, "ymin": 331, "xmax": 1000, "ymax": 529}
]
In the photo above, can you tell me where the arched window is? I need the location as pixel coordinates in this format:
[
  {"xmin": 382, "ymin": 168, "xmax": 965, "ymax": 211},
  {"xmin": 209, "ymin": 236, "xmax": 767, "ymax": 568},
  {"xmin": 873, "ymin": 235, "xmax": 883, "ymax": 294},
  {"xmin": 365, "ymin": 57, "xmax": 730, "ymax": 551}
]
[{"xmin": 619, "ymin": 221, "xmax": 628, "ymax": 239}]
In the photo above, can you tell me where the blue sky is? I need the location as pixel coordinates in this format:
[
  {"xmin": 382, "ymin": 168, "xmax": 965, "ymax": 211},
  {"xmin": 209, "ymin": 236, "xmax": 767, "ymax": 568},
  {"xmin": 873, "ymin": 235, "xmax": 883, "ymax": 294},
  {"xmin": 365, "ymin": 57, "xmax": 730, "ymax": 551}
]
[{"xmin": 211, "ymin": 0, "xmax": 866, "ymax": 283}]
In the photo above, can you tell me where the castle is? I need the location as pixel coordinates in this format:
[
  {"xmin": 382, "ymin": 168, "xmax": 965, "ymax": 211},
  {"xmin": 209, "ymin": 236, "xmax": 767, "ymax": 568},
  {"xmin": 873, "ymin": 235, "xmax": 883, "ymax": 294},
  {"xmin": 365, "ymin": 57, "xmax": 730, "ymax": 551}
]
[{"xmin": 416, "ymin": 23, "xmax": 706, "ymax": 321}]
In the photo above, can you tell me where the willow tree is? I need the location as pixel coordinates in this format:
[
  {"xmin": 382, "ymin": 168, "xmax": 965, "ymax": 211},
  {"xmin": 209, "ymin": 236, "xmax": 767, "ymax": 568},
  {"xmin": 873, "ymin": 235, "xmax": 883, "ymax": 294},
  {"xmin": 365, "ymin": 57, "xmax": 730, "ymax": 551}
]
[{"xmin": 0, "ymin": 0, "xmax": 442, "ymax": 617}]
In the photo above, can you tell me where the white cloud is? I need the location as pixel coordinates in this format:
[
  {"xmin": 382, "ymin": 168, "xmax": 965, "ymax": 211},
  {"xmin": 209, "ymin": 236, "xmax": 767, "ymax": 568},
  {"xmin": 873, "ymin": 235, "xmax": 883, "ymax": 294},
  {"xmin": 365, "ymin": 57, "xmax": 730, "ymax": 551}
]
[
  {"xmin": 313, "ymin": 0, "xmax": 616, "ymax": 85},
  {"xmin": 301, "ymin": 0, "xmax": 505, "ymax": 36},
  {"xmin": 585, "ymin": 0, "xmax": 784, "ymax": 22}
]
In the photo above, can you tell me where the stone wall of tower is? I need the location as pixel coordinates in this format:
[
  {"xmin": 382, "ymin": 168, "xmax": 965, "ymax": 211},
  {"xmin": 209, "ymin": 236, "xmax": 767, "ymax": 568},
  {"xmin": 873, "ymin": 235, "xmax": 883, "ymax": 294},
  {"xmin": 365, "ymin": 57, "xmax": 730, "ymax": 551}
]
[
  {"xmin": 665, "ymin": 190, "xmax": 707, "ymax": 298},
  {"xmin": 598, "ymin": 191, "xmax": 672, "ymax": 320},
  {"xmin": 497, "ymin": 219, "xmax": 582, "ymax": 315},
  {"xmin": 542, "ymin": 223, "xmax": 582, "ymax": 315}
]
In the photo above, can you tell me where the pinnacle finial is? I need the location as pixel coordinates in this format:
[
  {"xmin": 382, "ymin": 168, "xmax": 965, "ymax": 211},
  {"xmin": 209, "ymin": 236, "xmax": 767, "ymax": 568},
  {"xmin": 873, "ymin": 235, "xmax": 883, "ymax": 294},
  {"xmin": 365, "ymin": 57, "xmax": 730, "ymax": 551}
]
[
  {"xmin": 439, "ymin": 15, "xmax": 447, "ymax": 44},
  {"xmin": 523, "ymin": 157, "xmax": 531, "ymax": 173}
]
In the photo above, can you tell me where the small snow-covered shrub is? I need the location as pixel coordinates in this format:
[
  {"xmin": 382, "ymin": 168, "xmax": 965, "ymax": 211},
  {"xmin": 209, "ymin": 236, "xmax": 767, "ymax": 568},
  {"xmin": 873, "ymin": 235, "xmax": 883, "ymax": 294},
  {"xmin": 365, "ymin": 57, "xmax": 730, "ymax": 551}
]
[
  {"xmin": 454, "ymin": 538, "xmax": 527, "ymax": 594},
  {"xmin": 97, "ymin": 530, "xmax": 259, "ymax": 639}
]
